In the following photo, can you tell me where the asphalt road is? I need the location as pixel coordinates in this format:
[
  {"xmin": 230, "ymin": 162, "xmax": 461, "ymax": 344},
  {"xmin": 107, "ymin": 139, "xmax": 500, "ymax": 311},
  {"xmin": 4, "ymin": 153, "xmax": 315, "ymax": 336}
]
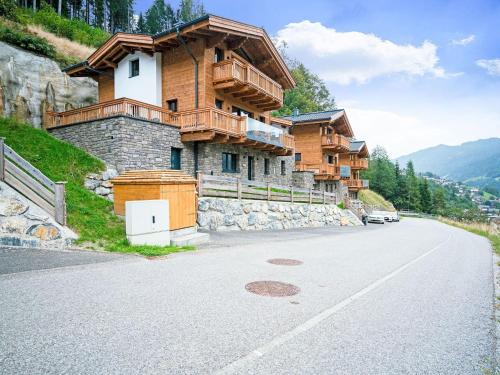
[{"xmin": 0, "ymin": 219, "xmax": 495, "ymax": 374}]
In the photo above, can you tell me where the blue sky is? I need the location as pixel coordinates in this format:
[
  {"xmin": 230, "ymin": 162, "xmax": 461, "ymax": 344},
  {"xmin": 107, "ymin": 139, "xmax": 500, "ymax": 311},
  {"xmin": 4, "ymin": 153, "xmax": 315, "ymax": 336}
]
[{"xmin": 136, "ymin": 0, "xmax": 500, "ymax": 157}]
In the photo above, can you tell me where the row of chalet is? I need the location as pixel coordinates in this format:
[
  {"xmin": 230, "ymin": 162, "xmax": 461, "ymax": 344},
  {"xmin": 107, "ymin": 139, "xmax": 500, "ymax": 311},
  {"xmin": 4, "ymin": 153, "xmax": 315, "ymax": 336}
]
[{"xmin": 44, "ymin": 14, "xmax": 369, "ymax": 198}]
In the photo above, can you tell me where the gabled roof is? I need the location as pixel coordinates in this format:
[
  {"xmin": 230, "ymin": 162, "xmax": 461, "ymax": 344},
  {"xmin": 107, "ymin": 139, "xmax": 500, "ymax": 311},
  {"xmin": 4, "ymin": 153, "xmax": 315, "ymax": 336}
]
[
  {"xmin": 281, "ymin": 109, "xmax": 344, "ymax": 123},
  {"xmin": 350, "ymin": 140, "xmax": 369, "ymax": 157},
  {"xmin": 64, "ymin": 14, "xmax": 295, "ymax": 89},
  {"xmin": 282, "ymin": 109, "xmax": 354, "ymax": 138}
]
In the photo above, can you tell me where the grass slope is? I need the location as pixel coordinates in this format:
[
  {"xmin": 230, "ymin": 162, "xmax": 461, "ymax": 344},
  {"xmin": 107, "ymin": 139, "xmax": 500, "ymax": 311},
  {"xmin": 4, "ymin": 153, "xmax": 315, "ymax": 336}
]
[
  {"xmin": 439, "ymin": 217, "xmax": 499, "ymax": 254},
  {"xmin": 0, "ymin": 118, "xmax": 194, "ymax": 256},
  {"xmin": 358, "ymin": 189, "xmax": 395, "ymax": 211}
]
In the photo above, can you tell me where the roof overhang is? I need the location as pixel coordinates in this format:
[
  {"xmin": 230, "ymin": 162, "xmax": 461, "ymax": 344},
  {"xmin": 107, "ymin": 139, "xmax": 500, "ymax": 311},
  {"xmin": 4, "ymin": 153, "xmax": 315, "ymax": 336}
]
[
  {"xmin": 65, "ymin": 15, "xmax": 295, "ymax": 90},
  {"xmin": 350, "ymin": 141, "xmax": 369, "ymax": 157},
  {"xmin": 333, "ymin": 110, "xmax": 354, "ymax": 138}
]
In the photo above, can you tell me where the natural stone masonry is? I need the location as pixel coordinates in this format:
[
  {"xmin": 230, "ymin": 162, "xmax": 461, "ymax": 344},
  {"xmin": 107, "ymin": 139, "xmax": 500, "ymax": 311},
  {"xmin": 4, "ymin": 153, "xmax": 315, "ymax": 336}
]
[
  {"xmin": 0, "ymin": 182, "xmax": 76, "ymax": 248},
  {"xmin": 197, "ymin": 197, "xmax": 362, "ymax": 232},
  {"xmin": 0, "ymin": 41, "xmax": 97, "ymax": 127},
  {"xmin": 49, "ymin": 116, "xmax": 195, "ymax": 173},
  {"xmin": 85, "ymin": 166, "xmax": 119, "ymax": 201}
]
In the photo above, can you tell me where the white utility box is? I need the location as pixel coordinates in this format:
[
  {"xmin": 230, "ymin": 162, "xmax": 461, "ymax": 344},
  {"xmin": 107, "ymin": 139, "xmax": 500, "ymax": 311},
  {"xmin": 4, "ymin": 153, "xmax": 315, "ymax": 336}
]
[{"xmin": 125, "ymin": 200, "xmax": 170, "ymax": 246}]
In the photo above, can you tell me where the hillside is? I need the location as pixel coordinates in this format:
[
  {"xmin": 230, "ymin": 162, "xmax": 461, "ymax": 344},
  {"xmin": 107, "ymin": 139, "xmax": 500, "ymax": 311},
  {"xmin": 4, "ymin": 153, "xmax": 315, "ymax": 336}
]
[
  {"xmin": 0, "ymin": 117, "xmax": 192, "ymax": 256},
  {"xmin": 396, "ymin": 138, "xmax": 500, "ymax": 190}
]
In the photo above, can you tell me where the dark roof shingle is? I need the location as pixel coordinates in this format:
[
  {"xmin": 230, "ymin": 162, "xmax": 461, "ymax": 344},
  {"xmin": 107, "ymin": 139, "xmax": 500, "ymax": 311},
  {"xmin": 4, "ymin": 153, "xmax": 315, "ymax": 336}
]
[{"xmin": 281, "ymin": 109, "xmax": 344, "ymax": 123}]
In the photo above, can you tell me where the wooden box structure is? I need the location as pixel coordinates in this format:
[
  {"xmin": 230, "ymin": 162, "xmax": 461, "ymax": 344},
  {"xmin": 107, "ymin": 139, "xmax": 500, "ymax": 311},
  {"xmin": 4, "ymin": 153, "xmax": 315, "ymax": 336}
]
[{"xmin": 111, "ymin": 170, "xmax": 197, "ymax": 231}]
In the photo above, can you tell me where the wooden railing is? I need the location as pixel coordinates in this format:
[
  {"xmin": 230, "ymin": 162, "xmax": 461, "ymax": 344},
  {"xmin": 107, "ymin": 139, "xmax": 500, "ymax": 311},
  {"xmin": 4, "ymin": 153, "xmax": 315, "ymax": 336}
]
[
  {"xmin": 213, "ymin": 58, "xmax": 284, "ymax": 103},
  {"xmin": 175, "ymin": 108, "xmax": 246, "ymax": 137},
  {"xmin": 351, "ymin": 158, "xmax": 369, "ymax": 169},
  {"xmin": 342, "ymin": 179, "xmax": 369, "ymax": 189},
  {"xmin": 295, "ymin": 162, "xmax": 340, "ymax": 176},
  {"xmin": 44, "ymin": 98, "xmax": 177, "ymax": 129},
  {"xmin": 281, "ymin": 133, "xmax": 295, "ymax": 150},
  {"xmin": 321, "ymin": 134, "xmax": 351, "ymax": 150},
  {"xmin": 198, "ymin": 173, "xmax": 337, "ymax": 205},
  {"xmin": 0, "ymin": 139, "xmax": 66, "ymax": 225}
]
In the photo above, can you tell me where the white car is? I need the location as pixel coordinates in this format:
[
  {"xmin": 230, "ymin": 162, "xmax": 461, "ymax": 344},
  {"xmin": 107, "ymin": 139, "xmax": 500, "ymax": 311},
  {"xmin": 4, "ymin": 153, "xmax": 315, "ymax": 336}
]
[
  {"xmin": 373, "ymin": 210, "xmax": 392, "ymax": 222},
  {"xmin": 389, "ymin": 211, "xmax": 400, "ymax": 222},
  {"xmin": 367, "ymin": 212, "xmax": 385, "ymax": 224}
]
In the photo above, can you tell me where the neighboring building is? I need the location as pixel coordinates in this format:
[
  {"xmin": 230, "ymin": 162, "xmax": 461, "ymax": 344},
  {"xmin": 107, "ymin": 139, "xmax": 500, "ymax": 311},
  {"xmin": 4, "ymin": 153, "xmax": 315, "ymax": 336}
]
[
  {"xmin": 282, "ymin": 109, "xmax": 369, "ymax": 198},
  {"xmin": 45, "ymin": 15, "xmax": 296, "ymax": 186}
]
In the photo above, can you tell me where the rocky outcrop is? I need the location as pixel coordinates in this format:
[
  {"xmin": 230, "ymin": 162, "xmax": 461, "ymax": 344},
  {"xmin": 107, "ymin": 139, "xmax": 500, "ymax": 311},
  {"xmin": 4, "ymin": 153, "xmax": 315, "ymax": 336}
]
[
  {"xmin": 0, "ymin": 181, "xmax": 76, "ymax": 248},
  {"xmin": 197, "ymin": 197, "xmax": 362, "ymax": 232},
  {"xmin": 0, "ymin": 41, "xmax": 97, "ymax": 127}
]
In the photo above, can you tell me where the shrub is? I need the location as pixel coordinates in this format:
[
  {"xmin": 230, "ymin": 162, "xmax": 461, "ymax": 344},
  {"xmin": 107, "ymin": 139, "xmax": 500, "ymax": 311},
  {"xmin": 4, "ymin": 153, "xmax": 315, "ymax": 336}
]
[
  {"xmin": 0, "ymin": 22, "xmax": 56, "ymax": 58},
  {"xmin": 0, "ymin": 0, "xmax": 16, "ymax": 20},
  {"xmin": 18, "ymin": 6, "xmax": 109, "ymax": 48}
]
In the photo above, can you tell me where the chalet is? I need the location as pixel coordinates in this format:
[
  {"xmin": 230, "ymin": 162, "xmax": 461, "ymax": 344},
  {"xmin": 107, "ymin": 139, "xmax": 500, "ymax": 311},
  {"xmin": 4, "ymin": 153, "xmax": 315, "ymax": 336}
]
[
  {"xmin": 45, "ymin": 14, "xmax": 296, "ymax": 186},
  {"xmin": 282, "ymin": 109, "xmax": 369, "ymax": 198}
]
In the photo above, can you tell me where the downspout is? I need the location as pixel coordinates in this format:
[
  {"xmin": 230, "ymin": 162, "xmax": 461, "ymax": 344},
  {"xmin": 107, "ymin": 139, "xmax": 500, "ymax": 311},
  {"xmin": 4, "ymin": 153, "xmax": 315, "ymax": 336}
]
[{"xmin": 176, "ymin": 26, "xmax": 199, "ymax": 175}]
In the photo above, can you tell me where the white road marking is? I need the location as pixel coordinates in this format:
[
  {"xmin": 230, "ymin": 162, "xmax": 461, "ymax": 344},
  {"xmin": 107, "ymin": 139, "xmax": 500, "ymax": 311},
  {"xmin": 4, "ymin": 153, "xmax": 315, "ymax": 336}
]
[{"xmin": 215, "ymin": 235, "xmax": 452, "ymax": 374}]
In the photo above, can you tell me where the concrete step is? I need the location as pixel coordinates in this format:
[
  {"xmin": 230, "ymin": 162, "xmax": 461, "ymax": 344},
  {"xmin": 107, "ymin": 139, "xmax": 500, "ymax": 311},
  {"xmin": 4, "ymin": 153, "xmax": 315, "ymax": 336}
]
[{"xmin": 171, "ymin": 232, "xmax": 210, "ymax": 247}]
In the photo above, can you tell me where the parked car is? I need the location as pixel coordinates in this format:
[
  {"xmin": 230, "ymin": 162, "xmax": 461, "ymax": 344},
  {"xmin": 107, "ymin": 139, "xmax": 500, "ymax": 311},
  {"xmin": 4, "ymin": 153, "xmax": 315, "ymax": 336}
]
[
  {"xmin": 389, "ymin": 211, "xmax": 400, "ymax": 222},
  {"xmin": 367, "ymin": 212, "xmax": 385, "ymax": 224},
  {"xmin": 373, "ymin": 210, "xmax": 392, "ymax": 222}
]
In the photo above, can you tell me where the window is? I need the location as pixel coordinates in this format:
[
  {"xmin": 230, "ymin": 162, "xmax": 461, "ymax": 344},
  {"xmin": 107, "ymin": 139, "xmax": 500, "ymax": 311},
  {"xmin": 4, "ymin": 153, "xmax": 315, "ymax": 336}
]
[
  {"xmin": 222, "ymin": 153, "xmax": 238, "ymax": 173},
  {"xmin": 232, "ymin": 106, "xmax": 253, "ymax": 118},
  {"xmin": 171, "ymin": 148, "xmax": 181, "ymax": 170},
  {"xmin": 259, "ymin": 116, "xmax": 266, "ymax": 124},
  {"xmin": 129, "ymin": 59, "xmax": 139, "ymax": 77},
  {"xmin": 327, "ymin": 155, "xmax": 334, "ymax": 164},
  {"xmin": 281, "ymin": 160, "xmax": 286, "ymax": 175},
  {"xmin": 295, "ymin": 153, "xmax": 302, "ymax": 162},
  {"xmin": 215, "ymin": 99, "xmax": 223, "ymax": 109},
  {"xmin": 167, "ymin": 99, "xmax": 178, "ymax": 112},
  {"xmin": 214, "ymin": 47, "xmax": 224, "ymax": 63},
  {"xmin": 264, "ymin": 158, "xmax": 270, "ymax": 175}
]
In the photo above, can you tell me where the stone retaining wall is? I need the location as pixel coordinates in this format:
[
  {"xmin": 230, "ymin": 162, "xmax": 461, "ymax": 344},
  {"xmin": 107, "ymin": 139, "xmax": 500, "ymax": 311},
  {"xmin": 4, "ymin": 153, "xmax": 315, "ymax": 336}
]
[{"xmin": 197, "ymin": 197, "xmax": 362, "ymax": 231}]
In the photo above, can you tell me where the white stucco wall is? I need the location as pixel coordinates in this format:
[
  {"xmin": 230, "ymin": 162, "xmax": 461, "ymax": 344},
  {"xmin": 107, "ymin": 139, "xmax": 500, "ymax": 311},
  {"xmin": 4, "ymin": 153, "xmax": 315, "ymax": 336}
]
[{"xmin": 114, "ymin": 52, "xmax": 162, "ymax": 106}]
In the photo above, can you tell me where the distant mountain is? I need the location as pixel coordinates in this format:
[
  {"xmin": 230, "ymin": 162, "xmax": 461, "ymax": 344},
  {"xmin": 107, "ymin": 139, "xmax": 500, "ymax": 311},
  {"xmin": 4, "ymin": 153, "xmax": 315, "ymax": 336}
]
[{"xmin": 396, "ymin": 138, "xmax": 500, "ymax": 190}]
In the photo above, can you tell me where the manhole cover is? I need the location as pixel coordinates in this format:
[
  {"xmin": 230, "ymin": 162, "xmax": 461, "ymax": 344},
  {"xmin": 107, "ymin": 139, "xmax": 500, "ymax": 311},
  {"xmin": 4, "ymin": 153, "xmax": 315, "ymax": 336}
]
[
  {"xmin": 267, "ymin": 258, "xmax": 303, "ymax": 266},
  {"xmin": 245, "ymin": 281, "xmax": 300, "ymax": 297}
]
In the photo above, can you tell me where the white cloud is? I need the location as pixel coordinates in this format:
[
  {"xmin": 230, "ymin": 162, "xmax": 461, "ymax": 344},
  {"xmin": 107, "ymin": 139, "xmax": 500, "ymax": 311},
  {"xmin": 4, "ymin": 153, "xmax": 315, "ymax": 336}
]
[
  {"xmin": 476, "ymin": 59, "xmax": 500, "ymax": 76},
  {"xmin": 274, "ymin": 20, "xmax": 446, "ymax": 85},
  {"xmin": 451, "ymin": 34, "xmax": 475, "ymax": 46}
]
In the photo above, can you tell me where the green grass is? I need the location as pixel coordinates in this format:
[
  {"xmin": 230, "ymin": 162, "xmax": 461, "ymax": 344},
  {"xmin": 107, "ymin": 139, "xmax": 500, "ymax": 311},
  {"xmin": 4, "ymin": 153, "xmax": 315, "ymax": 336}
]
[
  {"xmin": 358, "ymin": 189, "xmax": 395, "ymax": 211},
  {"xmin": 15, "ymin": 6, "xmax": 109, "ymax": 48},
  {"xmin": 439, "ymin": 217, "xmax": 500, "ymax": 254},
  {"xmin": 0, "ymin": 117, "xmax": 195, "ymax": 257}
]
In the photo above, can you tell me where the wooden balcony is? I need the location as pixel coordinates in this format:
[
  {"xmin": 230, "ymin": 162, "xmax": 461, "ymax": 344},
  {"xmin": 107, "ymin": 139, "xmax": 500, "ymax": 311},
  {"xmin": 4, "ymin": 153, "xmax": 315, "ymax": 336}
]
[
  {"xmin": 213, "ymin": 58, "xmax": 284, "ymax": 111},
  {"xmin": 44, "ymin": 99, "xmax": 293, "ymax": 155},
  {"xmin": 295, "ymin": 162, "xmax": 341, "ymax": 180},
  {"xmin": 350, "ymin": 158, "xmax": 369, "ymax": 169},
  {"xmin": 44, "ymin": 98, "xmax": 176, "ymax": 129},
  {"xmin": 342, "ymin": 179, "xmax": 369, "ymax": 190},
  {"xmin": 321, "ymin": 134, "xmax": 350, "ymax": 152}
]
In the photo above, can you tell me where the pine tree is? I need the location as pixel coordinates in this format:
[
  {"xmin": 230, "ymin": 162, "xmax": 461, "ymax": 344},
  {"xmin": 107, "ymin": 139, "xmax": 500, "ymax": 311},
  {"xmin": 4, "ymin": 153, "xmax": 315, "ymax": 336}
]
[
  {"xmin": 145, "ymin": 0, "xmax": 167, "ymax": 34},
  {"xmin": 393, "ymin": 161, "xmax": 408, "ymax": 209},
  {"xmin": 176, "ymin": 0, "xmax": 205, "ymax": 22},
  {"xmin": 419, "ymin": 178, "xmax": 432, "ymax": 213},
  {"xmin": 405, "ymin": 161, "xmax": 421, "ymax": 212},
  {"xmin": 136, "ymin": 12, "xmax": 146, "ymax": 33},
  {"xmin": 431, "ymin": 189, "xmax": 446, "ymax": 214}
]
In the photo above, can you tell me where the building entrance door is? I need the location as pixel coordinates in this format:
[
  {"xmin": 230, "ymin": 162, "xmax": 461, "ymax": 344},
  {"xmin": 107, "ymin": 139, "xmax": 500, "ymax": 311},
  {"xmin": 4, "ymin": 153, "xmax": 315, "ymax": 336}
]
[{"xmin": 248, "ymin": 156, "xmax": 254, "ymax": 180}]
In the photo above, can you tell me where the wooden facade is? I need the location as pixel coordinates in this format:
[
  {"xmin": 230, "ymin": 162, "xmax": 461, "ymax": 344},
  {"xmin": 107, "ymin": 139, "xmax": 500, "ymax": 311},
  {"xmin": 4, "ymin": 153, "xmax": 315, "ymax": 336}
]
[{"xmin": 284, "ymin": 110, "xmax": 369, "ymax": 194}]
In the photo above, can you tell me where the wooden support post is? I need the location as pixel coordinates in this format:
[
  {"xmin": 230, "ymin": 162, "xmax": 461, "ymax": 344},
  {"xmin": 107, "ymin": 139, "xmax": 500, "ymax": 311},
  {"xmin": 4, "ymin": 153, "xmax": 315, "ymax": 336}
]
[
  {"xmin": 197, "ymin": 172, "xmax": 203, "ymax": 197},
  {"xmin": 0, "ymin": 138, "xmax": 4, "ymax": 181},
  {"xmin": 54, "ymin": 181, "xmax": 66, "ymax": 225},
  {"xmin": 290, "ymin": 186, "xmax": 294, "ymax": 203},
  {"xmin": 323, "ymin": 190, "xmax": 326, "ymax": 204},
  {"xmin": 309, "ymin": 188, "xmax": 312, "ymax": 204},
  {"xmin": 237, "ymin": 178, "xmax": 242, "ymax": 200},
  {"xmin": 267, "ymin": 182, "xmax": 271, "ymax": 201}
]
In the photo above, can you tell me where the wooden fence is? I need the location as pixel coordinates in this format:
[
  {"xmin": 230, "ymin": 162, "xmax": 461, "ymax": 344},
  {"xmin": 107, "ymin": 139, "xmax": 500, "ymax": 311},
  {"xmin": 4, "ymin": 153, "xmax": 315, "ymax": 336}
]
[
  {"xmin": 0, "ymin": 139, "xmax": 66, "ymax": 225},
  {"xmin": 197, "ymin": 173, "xmax": 338, "ymax": 205}
]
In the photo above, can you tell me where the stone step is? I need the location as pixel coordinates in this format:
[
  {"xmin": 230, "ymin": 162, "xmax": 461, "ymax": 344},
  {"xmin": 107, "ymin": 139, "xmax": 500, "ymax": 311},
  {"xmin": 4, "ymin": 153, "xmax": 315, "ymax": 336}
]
[{"xmin": 171, "ymin": 232, "xmax": 210, "ymax": 247}]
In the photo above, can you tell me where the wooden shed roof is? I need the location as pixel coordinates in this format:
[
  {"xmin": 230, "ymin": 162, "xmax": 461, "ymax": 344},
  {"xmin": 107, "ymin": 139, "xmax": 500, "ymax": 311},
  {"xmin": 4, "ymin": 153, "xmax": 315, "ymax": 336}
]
[{"xmin": 111, "ymin": 170, "xmax": 197, "ymax": 185}]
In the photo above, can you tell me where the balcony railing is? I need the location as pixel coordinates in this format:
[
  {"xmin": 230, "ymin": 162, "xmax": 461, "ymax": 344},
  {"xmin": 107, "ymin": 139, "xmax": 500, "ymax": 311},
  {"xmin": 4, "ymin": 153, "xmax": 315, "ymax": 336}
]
[
  {"xmin": 44, "ymin": 98, "xmax": 176, "ymax": 129},
  {"xmin": 213, "ymin": 58, "xmax": 284, "ymax": 107},
  {"xmin": 321, "ymin": 134, "xmax": 350, "ymax": 151},
  {"xmin": 351, "ymin": 158, "xmax": 369, "ymax": 169},
  {"xmin": 295, "ymin": 162, "xmax": 340, "ymax": 177},
  {"xmin": 175, "ymin": 108, "xmax": 246, "ymax": 137},
  {"xmin": 342, "ymin": 179, "xmax": 369, "ymax": 189}
]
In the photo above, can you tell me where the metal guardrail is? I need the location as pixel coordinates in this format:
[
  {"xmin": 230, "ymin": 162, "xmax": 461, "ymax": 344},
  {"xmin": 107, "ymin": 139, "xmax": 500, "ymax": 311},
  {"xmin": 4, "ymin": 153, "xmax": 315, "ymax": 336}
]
[{"xmin": 0, "ymin": 139, "xmax": 66, "ymax": 225}]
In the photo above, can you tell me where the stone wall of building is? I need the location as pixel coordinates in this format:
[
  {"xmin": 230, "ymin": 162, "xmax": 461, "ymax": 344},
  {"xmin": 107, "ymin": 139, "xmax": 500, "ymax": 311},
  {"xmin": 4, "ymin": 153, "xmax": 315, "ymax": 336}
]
[
  {"xmin": 197, "ymin": 197, "xmax": 362, "ymax": 231},
  {"xmin": 197, "ymin": 143, "xmax": 295, "ymax": 186},
  {"xmin": 292, "ymin": 170, "xmax": 315, "ymax": 189},
  {"xmin": 49, "ymin": 116, "xmax": 195, "ymax": 174}
]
